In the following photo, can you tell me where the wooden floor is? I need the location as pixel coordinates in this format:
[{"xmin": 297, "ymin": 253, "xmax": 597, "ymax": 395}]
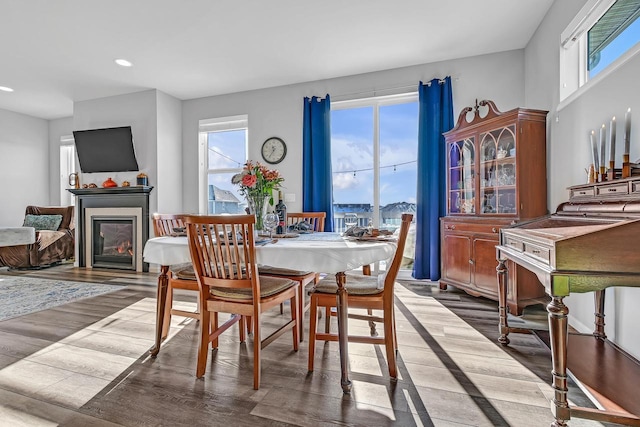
[{"xmin": 0, "ymin": 264, "xmax": 608, "ymax": 427}]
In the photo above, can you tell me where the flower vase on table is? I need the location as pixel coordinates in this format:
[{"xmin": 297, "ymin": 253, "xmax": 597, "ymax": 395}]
[
  {"xmin": 246, "ymin": 195, "xmax": 270, "ymax": 231},
  {"xmin": 232, "ymin": 160, "xmax": 285, "ymax": 234}
]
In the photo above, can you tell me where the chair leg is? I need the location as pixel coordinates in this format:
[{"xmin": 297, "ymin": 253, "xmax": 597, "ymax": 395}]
[
  {"xmin": 324, "ymin": 307, "xmax": 331, "ymax": 333},
  {"xmin": 291, "ymin": 292, "xmax": 299, "ymax": 351},
  {"xmin": 367, "ymin": 308, "xmax": 377, "ymax": 337},
  {"xmin": 196, "ymin": 310, "xmax": 211, "ymax": 378},
  {"xmin": 246, "ymin": 316, "xmax": 253, "ymax": 334},
  {"xmin": 239, "ymin": 315, "xmax": 246, "ymax": 343},
  {"xmin": 253, "ymin": 314, "xmax": 261, "ymax": 390},
  {"xmin": 393, "ymin": 305, "xmax": 398, "ymax": 352},
  {"xmin": 161, "ymin": 285, "xmax": 173, "ymax": 340},
  {"xmin": 383, "ymin": 308, "xmax": 397, "ymax": 379},
  {"xmin": 212, "ymin": 312, "xmax": 219, "ymax": 349},
  {"xmin": 298, "ymin": 283, "xmax": 305, "ymax": 342},
  {"xmin": 308, "ymin": 295, "xmax": 318, "ymax": 372}
]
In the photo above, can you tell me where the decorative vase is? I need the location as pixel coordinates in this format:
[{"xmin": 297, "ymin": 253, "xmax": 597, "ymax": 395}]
[
  {"xmin": 102, "ymin": 177, "xmax": 117, "ymax": 188},
  {"xmin": 246, "ymin": 195, "xmax": 270, "ymax": 231}
]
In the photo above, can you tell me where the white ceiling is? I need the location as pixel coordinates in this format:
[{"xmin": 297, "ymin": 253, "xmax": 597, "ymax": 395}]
[{"xmin": 0, "ymin": 0, "xmax": 554, "ymax": 120}]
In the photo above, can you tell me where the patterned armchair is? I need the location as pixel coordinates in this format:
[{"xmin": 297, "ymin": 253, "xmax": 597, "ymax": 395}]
[{"xmin": 0, "ymin": 206, "xmax": 75, "ymax": 269}]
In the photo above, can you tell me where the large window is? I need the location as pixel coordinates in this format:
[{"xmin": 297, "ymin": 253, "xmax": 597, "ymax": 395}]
[
  {"xmin": 198, "ymin": 115, "xmax": 248, "ymax": 214},
  {"xmin": 560, "ymin": 0, "xmax": 640, "ymax": 101},
  {"xmin": 331, "ymin": 94, "xmax": 418, "ymax": 268}
]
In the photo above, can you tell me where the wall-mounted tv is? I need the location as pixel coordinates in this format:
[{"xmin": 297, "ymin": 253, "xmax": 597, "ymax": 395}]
[{"xmin": 73, "ymin": 126, "xmax": 139, "ymax": 173}]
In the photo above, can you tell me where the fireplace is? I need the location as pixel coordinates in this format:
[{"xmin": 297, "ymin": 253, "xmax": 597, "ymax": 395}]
[
  {"xmin": 69, "ymin": 186, "xmax": 152, "ymax": 272},
  {"xmin": 84, "ymin": 208, "xmax": 143, "ymax": 271}
]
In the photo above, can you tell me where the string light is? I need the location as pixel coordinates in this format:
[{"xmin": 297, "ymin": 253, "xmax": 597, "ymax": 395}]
[
  {"xmin": 334, "ymin": 160, "xmax": 416, "ymax": 175},
  {"xmin": 208, "ymin": 147, "xmax": 243, "ymax": 166}
]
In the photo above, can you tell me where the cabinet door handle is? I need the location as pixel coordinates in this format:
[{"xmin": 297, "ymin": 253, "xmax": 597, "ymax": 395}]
[
  {"xmin": 469, "ymin": 259, "xmax": 474, "ymax": 265},
  {"xmin": 492, "ymin": 227, "xmax": 497, "ymax": 233}
]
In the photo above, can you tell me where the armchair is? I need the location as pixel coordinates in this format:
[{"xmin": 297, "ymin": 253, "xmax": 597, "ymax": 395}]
[{"xmin": 0, "ymin": 206, "xmax": 75, "ymax": 269}]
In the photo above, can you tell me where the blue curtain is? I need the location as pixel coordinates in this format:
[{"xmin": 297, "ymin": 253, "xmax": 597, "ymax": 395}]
[
  {"xmin": 302, "ymin": 95, "xmax": 334, "ymax": 232},
  {"xmin": 413, "ymin": 77, "xmax": 453, "ymax": 280}
]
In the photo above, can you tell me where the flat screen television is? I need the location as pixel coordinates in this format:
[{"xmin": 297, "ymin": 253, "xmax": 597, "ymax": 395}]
[{"xmin": 73, "ymin": 126, "xmax": 139, "ymax": 173}]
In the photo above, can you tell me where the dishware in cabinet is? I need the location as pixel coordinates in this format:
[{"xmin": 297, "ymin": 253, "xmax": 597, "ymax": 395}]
[{"xmin": 440, "ymin": 100, "xmax": 549, "ymax": 315}]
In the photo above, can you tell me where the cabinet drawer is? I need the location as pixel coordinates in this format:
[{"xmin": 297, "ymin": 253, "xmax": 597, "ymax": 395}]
[
  {"xmin": 523, "ymin": 242, "xmax": 550, "ymax": 264},
  {"xmin": 596, "ymin": 182, "xmax": 628, "ymax": 197},
  {"xmin": 504, "ymin": 237, "xmax": 523, "ymax": 251},
  {"xmin": 443, "ymin": 222, "xmax": 501, "ymax": 234},
  {"xmin": 570, "ymin": 187, "xmax": 595, "ymax": 198}
]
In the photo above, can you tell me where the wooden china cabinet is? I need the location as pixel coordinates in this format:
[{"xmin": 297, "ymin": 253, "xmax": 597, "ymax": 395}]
[{"xmin": 440, "ymin": 100, "xmax": 548, "ymax": 315}]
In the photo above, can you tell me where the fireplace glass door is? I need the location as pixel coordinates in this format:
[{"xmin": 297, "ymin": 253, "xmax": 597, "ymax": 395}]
[{"xmin": 92, "ymin": 217, "xmax": 136, "ymax": 270}]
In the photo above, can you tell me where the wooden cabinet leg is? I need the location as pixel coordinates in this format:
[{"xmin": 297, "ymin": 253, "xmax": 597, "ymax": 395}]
[{"xmin": 548, "ymin": 296, "xmax": 570, "ymax": 427}]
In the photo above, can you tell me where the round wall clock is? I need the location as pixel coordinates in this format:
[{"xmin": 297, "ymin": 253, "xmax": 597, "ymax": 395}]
[{"xmin": 261, "ymin": 137, "xmax": 287, "ymax": 164}]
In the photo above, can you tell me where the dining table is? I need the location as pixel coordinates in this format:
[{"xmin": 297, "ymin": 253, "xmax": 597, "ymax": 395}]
[{"xmin": 143, "ymin": 231, "xmax": 396, "ymax": 394}]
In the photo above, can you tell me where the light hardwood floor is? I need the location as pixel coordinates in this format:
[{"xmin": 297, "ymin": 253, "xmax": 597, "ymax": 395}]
[{"xmin": 0, "ymin": 264, "xmax": 607, "ymax": 427}]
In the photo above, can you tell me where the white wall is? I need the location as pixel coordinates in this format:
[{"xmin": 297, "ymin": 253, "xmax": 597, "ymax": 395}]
[
  {"xmin": 526, "ymin": 0, "xmax": 640, "ymax": 359},
  {"xmin": 182, "ymin": 49, "xmax": 526, "ymax": 213},
  {"xmin": 0, "ymin": 108, "xmax": 49, "ymax": 224},
  {"xmin": 156, "ymin": 91, "xmax": 183, "ymax": 213},
  {"xmin": 73, "ymin": 89, "xmax": 159, "ymax": 215},
  {"xmin": 48, "ymin": 116, "xmax": 74, "ymax": 205}
]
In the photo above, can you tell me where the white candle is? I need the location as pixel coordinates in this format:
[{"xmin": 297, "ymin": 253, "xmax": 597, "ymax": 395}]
[
  {"xmin": 600, "ymin": 124, "xmax": 606, "ymax": 167},
  {"xmin": 591, "ymin": 130, "xmax": 599, "ymax": 170},
  {"xmin": 624, "ymin": 108, "xmax": 631, "ymax": 155},
  {"xmin": 610, "ymin": 116, "xmax": 616, "ymax": 163}
]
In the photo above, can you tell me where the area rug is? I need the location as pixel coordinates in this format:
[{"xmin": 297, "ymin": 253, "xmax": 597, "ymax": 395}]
[{"xmin": 0, "ymin": 276, "xmax": 124, "ymax": 321}]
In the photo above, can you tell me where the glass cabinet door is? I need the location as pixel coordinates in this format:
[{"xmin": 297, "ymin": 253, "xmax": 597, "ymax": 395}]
[
  {"xmin": 479, "ymin": 125, "xmax": 516, "ymax": 215},
  {"xmin": 448, "ymin": 138, "xmax": 475, "ymax": 214}
]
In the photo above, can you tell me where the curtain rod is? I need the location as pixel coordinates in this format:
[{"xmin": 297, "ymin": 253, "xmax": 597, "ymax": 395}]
[{"xmin": 331, "ymin": 76, "xmax": 456, "ymax": 103}]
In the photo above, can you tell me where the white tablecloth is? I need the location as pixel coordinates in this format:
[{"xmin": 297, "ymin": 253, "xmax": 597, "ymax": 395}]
[
  {"xmin": 143, "ymin": 232, "xmax": 396, "ymax": 274},
  {"xmin": 0, "ymin": 227, "xmax": 36, "ymax": 247}
]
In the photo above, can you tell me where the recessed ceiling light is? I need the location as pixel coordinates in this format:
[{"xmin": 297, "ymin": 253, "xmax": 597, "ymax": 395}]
[
  {"xmin": 115, "ymin": 59, "xmax": 133, "ymax": 67},
  {"xmin": 0, "ymin": 86, "xmax": 14, "ymax": 92}
]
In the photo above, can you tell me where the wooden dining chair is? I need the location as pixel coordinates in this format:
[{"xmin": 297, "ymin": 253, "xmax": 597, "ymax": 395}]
[
  {"xmin": 152, "ymin": 213, "xmax": 201, "ymax": 339},
  {"xmin": 184, "ymin": 214, "xmax": 299, "ymax": 389},
  {"xmin": 286, "ymin": 212, "xmax": 326, "ymax": 232},
  {"xmin": 307, "ymin": 213, "xmax": 413, "ymax": 378},
  {"xmin": 258, "ymin": 211, "xmax": 326, "ymax": 342}
]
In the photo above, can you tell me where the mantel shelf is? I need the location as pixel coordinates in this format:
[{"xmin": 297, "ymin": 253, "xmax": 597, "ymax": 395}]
[{"xmin": 68, "ymin": 186, "xmax": 154, "ymax": 196}]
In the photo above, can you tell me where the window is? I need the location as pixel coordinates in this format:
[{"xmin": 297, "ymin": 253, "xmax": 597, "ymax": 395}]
[
  {"xmin": 588, "ymin": 0, "xmax": 640, "ymax": 78},
  {"xmin": 331, "ymin": 94, "xmax": 418, "ymax": 270},
  {"xmin": 60, "ymin": 136, "xmax": 76, "ymax": 206},
  {"xmin": 198, "ymin": 115, "xmax": 248, "ymax": 214},
  {"xmin": 560, "ymin": 0, "xmax": 640, "ymax": 102}
]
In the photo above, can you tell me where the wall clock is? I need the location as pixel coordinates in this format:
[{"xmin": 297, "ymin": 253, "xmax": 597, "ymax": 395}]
[{"xmin": 261, "ymin": 137, "xmax": 287, "ymax": 164}]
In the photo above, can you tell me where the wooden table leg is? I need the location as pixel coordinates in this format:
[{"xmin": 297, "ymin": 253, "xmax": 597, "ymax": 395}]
[
  {"xmin": 150, "ymin": 265, "xmax": 170, "ymax": 358},
  {"xmin": 548, "ymin": 296, "xmax": 570, "ymax": 427},
  {"xmin": 335, "ymin": 271, "xmax": 351, "ymax": 394},
  {"xmin": 496, "ymin": 258, "xmax": 510, "ymax": 345}
]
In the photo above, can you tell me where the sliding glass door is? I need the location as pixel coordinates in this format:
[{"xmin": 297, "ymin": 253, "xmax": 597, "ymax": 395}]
[{"xmin": 331, "ymin": 94, "xmax": 418, "ymax": 270}]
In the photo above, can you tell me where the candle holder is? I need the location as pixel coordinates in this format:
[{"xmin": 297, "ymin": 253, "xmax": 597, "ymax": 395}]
[
  {"xmin": 622, "ymin": 154, "xmax": 631, "ymax": 179},
  {"xmin": 607, "ymin": 161, "xmax": 615, "ymax": 181},
  {"xmin": 599, "ymin": 165, "xmax": 607, "ymax": 182},
  {"xmin": 586, "ymin": 164, "xmax": 596, "ymax": 183}
]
